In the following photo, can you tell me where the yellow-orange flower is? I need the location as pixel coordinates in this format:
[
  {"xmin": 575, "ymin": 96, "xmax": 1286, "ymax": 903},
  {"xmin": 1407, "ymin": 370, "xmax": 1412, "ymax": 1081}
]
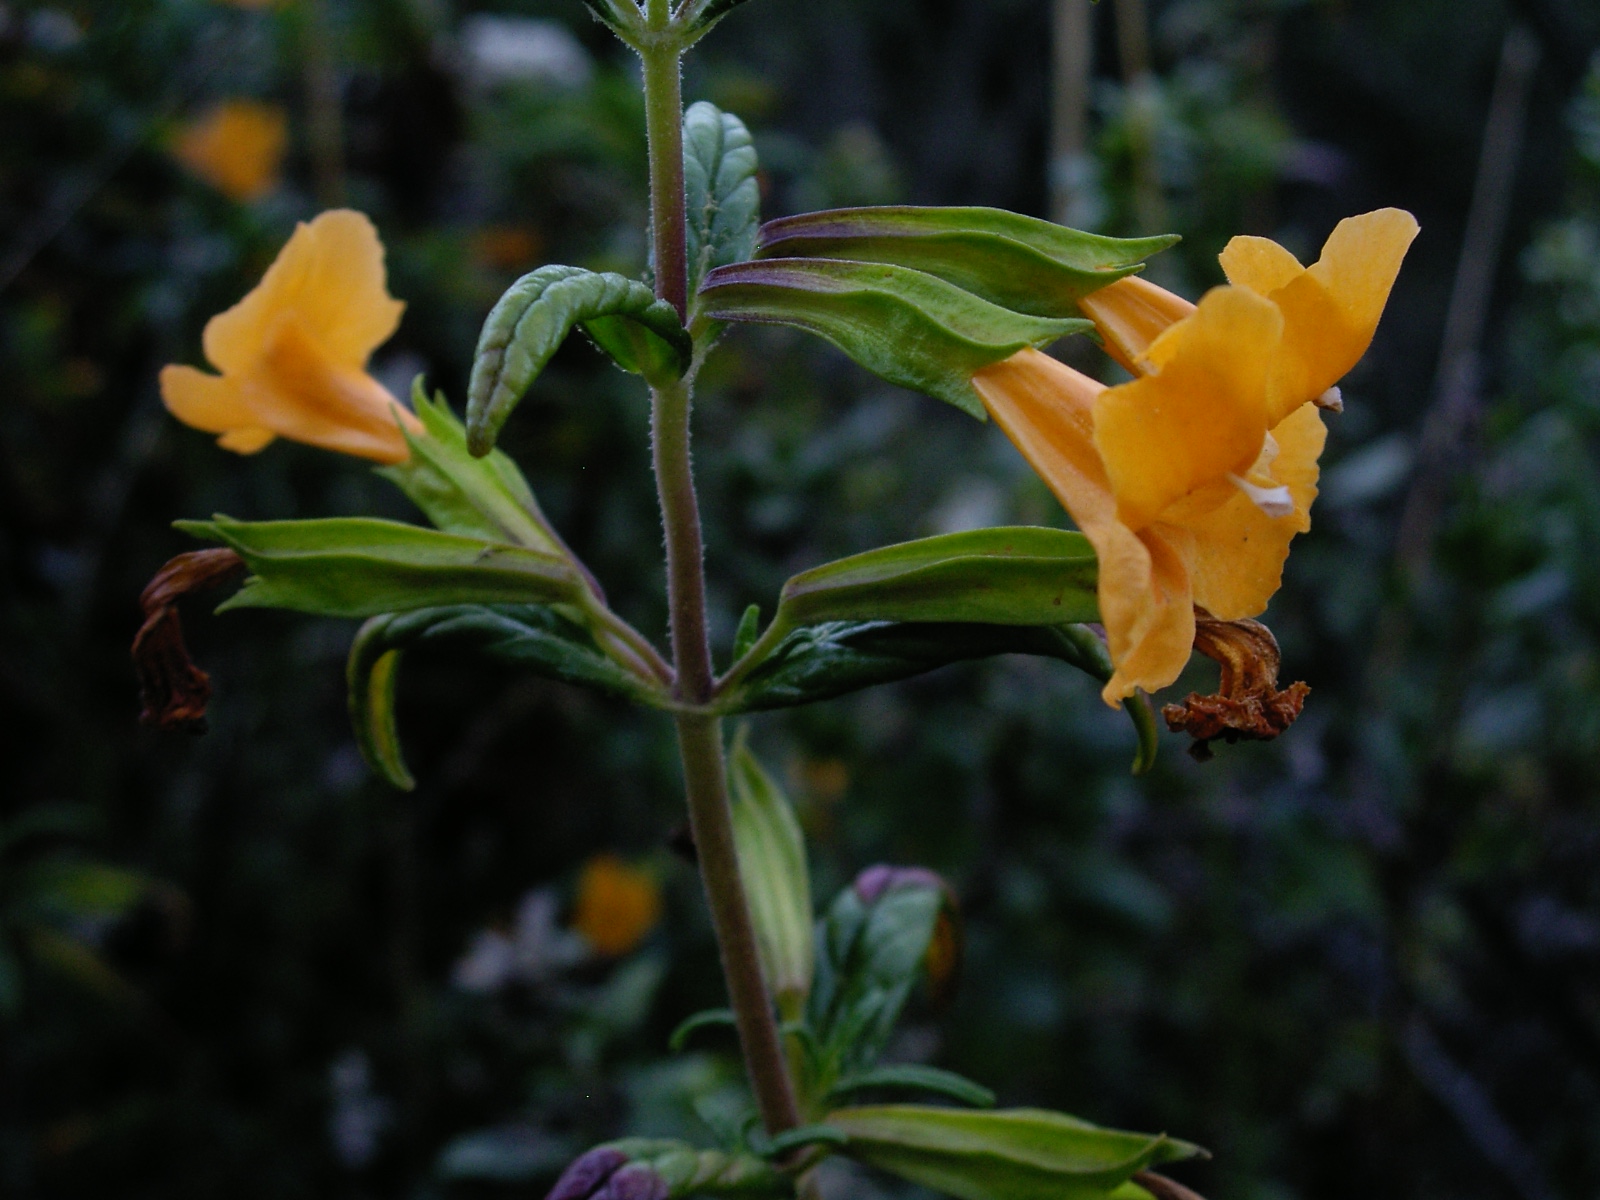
[
  {"xmin": 172, "ymin": 100, "xmax": 288, "ymax": 203},
  {"xmin": 571, "ymin": 855, "xmax": 662, "ymax": 958},
  {"xmin": 160, "ymin": 210, "xmax": 421, "ymax": 463},
  {"xmin": 974, "ymin": 209, "xmax": 1415, "ymax": 704}
]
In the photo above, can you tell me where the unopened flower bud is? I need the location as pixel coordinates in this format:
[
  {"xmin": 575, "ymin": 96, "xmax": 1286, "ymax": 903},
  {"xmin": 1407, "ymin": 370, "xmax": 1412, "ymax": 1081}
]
[{"xmin": 547, "ymin": 1147, "xmax": 629, "ymax": 1200}]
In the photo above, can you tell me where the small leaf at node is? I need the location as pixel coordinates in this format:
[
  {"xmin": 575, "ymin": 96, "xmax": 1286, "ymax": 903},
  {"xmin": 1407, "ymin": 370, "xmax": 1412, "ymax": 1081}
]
[
  {"xmin": 698, "ymin": 260, "xmax": 1089, "ymax": 418},
  {"xmin": 347, "ymin": 629, "xmax": 414, "ymax": 791},
  {"xmin": 683, "ymin": 102, "xmax": 761, "ymax": 294},
  {"xmin": 732, "ymin": 604, "xmax": 762, "ymax": 662},
  {"xmin": 468, "ymin": 266, "xmax": 691, "ymax": 455},
  {"xmin": 759, "ymin": 207, "xmax": 1179, "ymax": 317}
]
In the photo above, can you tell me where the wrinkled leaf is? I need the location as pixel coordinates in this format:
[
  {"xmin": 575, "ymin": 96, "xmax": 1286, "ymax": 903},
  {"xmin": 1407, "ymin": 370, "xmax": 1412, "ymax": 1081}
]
[
  {"xmin": 698, "ymin": 260, "xmax": 1089, "ymax": 418},
  {"xmin": 728, "ymin": 730, "xmax": 813, "ymax": 1014},
  {"xmin": 758, "ymin": 207, "xmax": 1178, "ymax": 317},
  {"xmin": 468, "ymin": 265, "xmax": 691, "ymax": 454},
  {"xmin": 178, "ymin": 516, "xmax": 585, "ymax": 618},
  {"xmin": 348, "ymin": 604, "xmax": 658, "ymax": 790},
  {"xmin": 378, "ymin": 382, "xmax": 565, "ymax": 553},
  {"xmin": 684, "ymin": 101, "xmax": 761, "ymax": 293},
  {"xmin": 826, "ymin": 1105, "xmax": 1204, "ymax": 1200}
]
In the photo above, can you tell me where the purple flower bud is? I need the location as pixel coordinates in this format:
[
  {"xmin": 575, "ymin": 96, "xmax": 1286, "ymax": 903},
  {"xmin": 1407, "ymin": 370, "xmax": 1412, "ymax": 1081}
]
[
  {"xmin": 853, "ymin": 864, "xmax": 946, "ymax": 905},
  {"xmin": 547, "ymin": 1147, "xmax": 629, "ymax": 1200},
  {"xmin": 593, "ymin": 1163, "xmax": 670, "ymax": 1200}
]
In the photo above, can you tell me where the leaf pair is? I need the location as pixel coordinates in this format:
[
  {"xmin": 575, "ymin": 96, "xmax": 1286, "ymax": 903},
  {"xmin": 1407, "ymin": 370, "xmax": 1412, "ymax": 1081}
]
[{"xmin": 699, "ymin": 207, "xmax": 1178, "ymax": 417}]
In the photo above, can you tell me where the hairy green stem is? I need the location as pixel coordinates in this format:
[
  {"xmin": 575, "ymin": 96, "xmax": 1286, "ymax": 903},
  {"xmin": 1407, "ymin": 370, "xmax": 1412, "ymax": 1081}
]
[{"xmin": 640, "ymin": 25, "xmax": 803, "ymax": 1138}]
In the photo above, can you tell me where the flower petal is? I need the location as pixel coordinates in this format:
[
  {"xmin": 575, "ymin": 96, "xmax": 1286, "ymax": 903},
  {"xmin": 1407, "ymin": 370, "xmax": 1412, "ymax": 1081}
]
[
  {"xmin": 1093, "ymin": 285, "xmax": 1282, "ymax": 531},
  {"xmin": 1222, "ymin": 208, "xmax": 1418, "ymax": 424},
  {"xmin": 171, "ymin": 101, "xmax": 287, "ymax": 203},
  {"xmin": 160, "ymin": 363, "xmax": 255, "ymax": 433},
  {"xmin": 203, "ymin": 210, "xmax": 405, "ymax": 376},
  {"xmin": 1076, "ymin": 275, "xmax": 1195, "ymax": 375},
  {"xmin": 1186, "ymin": 403, "xmax": 1324, "ymax": 620},
  {"xmin": 241, "ymin": 317, "xmax": 417, "ymax": 463},
  {"xmin": 971, "ymin": 348, "xmax": 1198, "ymax": 703}
]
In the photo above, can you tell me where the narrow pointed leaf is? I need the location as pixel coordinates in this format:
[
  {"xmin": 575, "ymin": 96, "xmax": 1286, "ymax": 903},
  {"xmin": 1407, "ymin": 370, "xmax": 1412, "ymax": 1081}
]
[
  {"xmin": 830, "ymin": 1065, "xmax": 996, "ymax": 1109},
  {"xmin": 684, "ymin": 101, "xmax": 761, "ymax": 293},
  {"xmin": 468, "ymin": 265, "xmax": 691, "ymax": 454},
  {"xmin": 759, "ymin": 207, "xmax": 1179, "ymax": 318},
  {"xmin": 683, "ymin": 0, "xmax": 760, "ymax": 37},
  {"xmin": 347, "ymin": 629, "xmax": 414, "ymax": 791},
  {"xmin": 826, "ymin": 1105, "xmax": 1204, "ymax": 1200},
  {"xmin": 178, "ymin": 517, "xmax": 585, "ymax": 617},
  {"xmin": 378, "ymin": 381, "xmax": 565, "ymax": 552},
  {"xmin": 347, "ymin": 604, "xmax": 659, "ymax": 789},
  {"xmin": 728, "ymin": 731, "xmax": 813, "ymax": 1012},
  {"xmin": 698, "ymin": 260, "xmax": 1089, "ymax": 418},
  {"xmin": 668, "ymin": 1007, "xmax": 738, "ymax": 1052}
]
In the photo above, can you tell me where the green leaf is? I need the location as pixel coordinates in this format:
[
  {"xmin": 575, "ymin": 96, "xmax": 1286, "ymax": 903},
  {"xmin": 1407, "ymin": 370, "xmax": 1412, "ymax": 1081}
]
[
  {"xmin": 604, "ymin": 1139, "xmax": 793, "ymax": 1197},
  {"xmin": 684, "ymin": 101, "xmax": 761, "ymax": 294},
  {"xmin": 758, "ymin": 207, "xmax": 1179, "ymax": 318},
  {"xmin": 468, "ymin": 265, "xmax": 692, "ymax": 455},
  {"xmin": 728, "ymin": 730, "xmax": 813, "ymax": 1014},
  {"xmin": 178, "ymin": 516, "xmax": 585, "ymax": 618},
  {"xmin": 724, "ymin": 621, "xmax": 1157, "ymax": 775},
  {"xmin": 347, "ymin": 605, "xmax": 659, "ymax": 790},
  {"xmin": 377, "ymin": 382, "xmax": 566, "ymax": 553},
  {"xmin": 761, "ymin": 1125, "xmax": 849, "ymax": 1156},
  {"xmin": 825, "ymin": 1105, "xmax": 1205, "ymax": 1200},
  {"xmin": 12, "ymin": 862, "xmax": 152, "ymax": 921},
  {"xmin": 808, "ymin": 875, "xmax": 945, "ymax": 1070},
  {"xmin": 829, "ymin": 1065, "xmax": 996, "ymax": 1109},
  {"xmin": 347, "ymin": 636, "xmax": 413, "ymax": 791},
  {"xmin": 698, "ymin": 260, "xmax": 1089, "ymax": 418},
  {"xmin": 773, "ymin": 527, "xmax": 1098, "ymax": 630},
  {"xmin": 732, "ymin": 604, "xmax": 762, "ymax": 662},
  {"xmin": 682, "ymin": 0, "xmax": 760, "ymax": 38},
  {"xmin": 668, "ymin": 1007, "xmax": 738, "ymax": 1052}
]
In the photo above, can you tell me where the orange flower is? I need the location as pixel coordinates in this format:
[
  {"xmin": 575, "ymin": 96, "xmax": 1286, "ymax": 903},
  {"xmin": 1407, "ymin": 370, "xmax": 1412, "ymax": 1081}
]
[
  {"xmin": 160, "ymin": 210, "xmax": 421, "ymax": 463},
  {"xmin": 172, "ymin": 101, "xmax": 288, "ymax": 203},
  {"xmin": 571, "ymin": 855, "xmax": 662, "ymax": 958},
  {"xmin": 973, "ymin": 210, "xmax": 1415, "ymax": 705}
]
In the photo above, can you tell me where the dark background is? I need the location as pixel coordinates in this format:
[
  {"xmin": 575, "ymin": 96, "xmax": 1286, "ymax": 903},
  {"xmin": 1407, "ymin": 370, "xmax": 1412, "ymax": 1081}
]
[{"xmin": 3, "ymin": 1, "xmax": 1600, "ymax": 1197}]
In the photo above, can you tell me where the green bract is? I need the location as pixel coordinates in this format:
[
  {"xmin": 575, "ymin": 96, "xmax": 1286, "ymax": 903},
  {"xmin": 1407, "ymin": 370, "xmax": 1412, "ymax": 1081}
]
[
  {"xmin": 757, "ymin": 207, "xmax": 1179, "ymax": 318},
  {"xmin": 697, "ymin": 260, "xmax": 1090, "ymax": 418},
  {"xmin": 728, "ymin": 733, "xmax": 814, "ymax": 1016},
  {"xmin": 825, "ymin": 1105, "xmax": 1204, "ymax": 1200},
  {"xmin": 178, "ymin": 517, "xmax": 585, "ymax": 617},
  {"xmin": 347, "ymin": 605, "xmax": 660, "ymax": 791},
  {"xmin": 379, "ymin": 382, "xmax": 565, "ymax": 552},
  {"xmin": 467, "ymin": 265, "xmax": 692, "ymax": 455},
  {"xmin": 684, "ymin": 101, "xmax": 761, "ymax": 294}
]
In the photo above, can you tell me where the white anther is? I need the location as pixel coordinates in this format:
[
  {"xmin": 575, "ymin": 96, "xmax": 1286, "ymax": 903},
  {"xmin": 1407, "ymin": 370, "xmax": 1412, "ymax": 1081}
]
[{"xmin": 1229, "ymin": 473, "xmax": 1295, "ymax": 518}]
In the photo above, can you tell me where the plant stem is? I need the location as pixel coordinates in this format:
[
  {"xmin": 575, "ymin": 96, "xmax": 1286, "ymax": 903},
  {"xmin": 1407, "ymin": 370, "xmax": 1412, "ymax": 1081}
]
[
  {"xmin": 641, "ymin": 38, "xmax": 689, "ymax": 322},
  {"xmin": 639, "ymin": 22, "xmax": 803, "ymax": 1137}
]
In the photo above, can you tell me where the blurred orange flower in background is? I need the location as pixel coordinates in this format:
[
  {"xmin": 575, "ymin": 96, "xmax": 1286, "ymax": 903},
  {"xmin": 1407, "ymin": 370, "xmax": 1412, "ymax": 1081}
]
[
  {"xmin": 570, "ymin": 855, "xmax": 663, "ymax": 958},
  {"xmin": 159, "ymin": 210, "xmax": 421, "ymax": 463},
  {"xmin": 171, "ymin": 100, "xmax": 288, "ymax": 203}
]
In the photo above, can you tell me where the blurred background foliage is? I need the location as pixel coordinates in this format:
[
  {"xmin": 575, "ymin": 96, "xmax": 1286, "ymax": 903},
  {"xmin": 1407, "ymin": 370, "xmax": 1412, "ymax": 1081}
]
[{"xmin": 2, "ymin": 0, "xmax": 1600, "ymax": 1197}]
